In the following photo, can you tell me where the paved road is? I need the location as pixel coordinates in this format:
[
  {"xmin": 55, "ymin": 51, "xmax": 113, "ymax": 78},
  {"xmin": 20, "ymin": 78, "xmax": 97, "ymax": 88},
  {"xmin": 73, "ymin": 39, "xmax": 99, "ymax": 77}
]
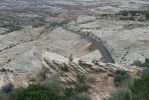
[{"xmin": 62, "ymin": 26, "xmax": 115, "ymax": 63}]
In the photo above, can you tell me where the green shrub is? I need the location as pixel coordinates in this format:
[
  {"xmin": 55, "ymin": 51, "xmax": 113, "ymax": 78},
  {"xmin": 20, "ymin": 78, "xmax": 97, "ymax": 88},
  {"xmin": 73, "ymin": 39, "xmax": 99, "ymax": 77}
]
[
  {"xmin": 72, "ymin": 94, "xmax": 91, "ymax": 100},
  {"xmin": 14, "ymin": 84, "xmax": 62, "ymax": 100},
  {"xmin": 39, "ymin": 70, "xmax": 47, "ymax": 80},
  {"xmin": 15, "ymin": 75, "xmax": 64, "ymax": 100},
  {"xmin": 109, "ymin": 73, "xmax": 149, "ymax": 100},
  {"xmin": 78, "ymin": 60, "xmax": 83, "ymax": 65},
  {"xmin": 1, "ymin": 68, "xmax": 7, "ymax": 72},
  {"xmin": 133, "ymin": 59, "xmax": 149, "ymax": 67},
  {"xmin": 101, "ymin": 76, "xmax": 108, "ymax": 82},
  {"xmin": 75, "ymin": 74, "xmax": 90, "ymax": 92},
  {"xmin": 0, "ymin": 91, "xmax": 9, "ymax": 100},
  {"xmin": 114, "ymin": 70, "xmax": 129, "ymax": 87},
  {"xmin": 64, "ymin": 87, "xmax": 76, "ymax": 100},
  {"xmin": 0, "ymin": 89, "xmax": 16, "ymax": 100},
  {"xmin": 94, "ymin": 68, "xmax": 102, "ymax": 73},
  {"xmin": 2, "ymin": 83, "xmax": 14, "ymax": 93},
  {"xmin": 61, "ymin": 63, "xmax": 69, "ymax": 72},
  {"xmin": 118, "ymin": 10, "xmax": 149, "ymax": 21},
  {"xmin": 75, "ymin": 83, "xmax": 90, "ymax": 92},
  {"xmin": 76, "ymin": 74, "xmax": 87, "ymax": 84},
  {"xmin": 143, "ymin": 11, "xmax": 149, "ymax": 19},
  {"xmin": 92, "ymin": 59, "xmax": 98, "ymax": 65},
  {"xmin": 13, "ymin": 74, "xmax": 92, "ymax": 100},
  {"xmin": 132, "ymin": 60, "xmax": 142, "ymax": 66},
  {"xmin": 131, "ymin": 73, "xmax": 149, "ymax": 100},
  {"xmin": 108, "ymin": 88, "xmax": 132, "ymax": 100},
  {"xmin": 142, "ymin": 59, "xmax": 149, "ymax": 67},
  {"xmin": 119, "ymin": 11, "xmax": 129, "ymax": 16},
  {"xmin": 42, "ymin": 75, "xmax": 64, "ymax": 92},
  {"xmin": 69, "ymin": 54, "xmax": 73, "ymax": 62}
]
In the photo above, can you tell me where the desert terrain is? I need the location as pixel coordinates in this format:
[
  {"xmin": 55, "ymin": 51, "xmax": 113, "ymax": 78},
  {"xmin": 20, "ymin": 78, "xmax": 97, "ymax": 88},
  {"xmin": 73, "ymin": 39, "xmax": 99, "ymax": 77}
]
[{"xmin": 0, "ymin": 0, "xmax": 149, "ymax": 100}]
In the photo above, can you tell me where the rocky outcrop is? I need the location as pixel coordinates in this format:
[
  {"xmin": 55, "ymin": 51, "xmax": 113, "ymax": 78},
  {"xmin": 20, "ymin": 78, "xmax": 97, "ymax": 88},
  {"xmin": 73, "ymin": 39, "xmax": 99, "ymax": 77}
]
[
  {"xmin": 0, "ymin": 73, "xmax": 31, "ymax": 89},
  {"xmin": 41, "ymin": 51, "xmax": 141, "ymax": 100},
  {"xmin": 42, "ymin": 51, "xmax": 140, "ymax": 79}
]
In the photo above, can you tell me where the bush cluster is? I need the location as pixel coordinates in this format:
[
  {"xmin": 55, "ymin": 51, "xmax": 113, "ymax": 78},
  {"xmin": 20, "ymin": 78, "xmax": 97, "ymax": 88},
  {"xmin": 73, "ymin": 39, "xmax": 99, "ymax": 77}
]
[
  {"xmin": 108, "ymin": 73, "xmax": 149, "ymax": 100},
  {"xmin": 133, "ymin": 59, "xmax": 149, "ymax": 67},
  {"xmin": 0, "ymin": 74, "xmax": 91, "ymax": 100},
  {"xmin": 119, "ymin": 10, "xmax": 149, "ymax": 20},
  {"xmin": 75, "ymin": 74, "xmax": 90, "ymax": 92},
  {"xmin": 113, "ymin": 70, "xmax": 129, "ymax": 87}
]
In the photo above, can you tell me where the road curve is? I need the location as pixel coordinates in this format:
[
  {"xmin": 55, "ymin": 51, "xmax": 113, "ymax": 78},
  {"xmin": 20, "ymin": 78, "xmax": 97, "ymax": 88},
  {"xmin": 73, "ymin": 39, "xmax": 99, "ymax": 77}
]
[{"xmin": 62, "ymin": 26, "xmax": 115, "ymax": 63}]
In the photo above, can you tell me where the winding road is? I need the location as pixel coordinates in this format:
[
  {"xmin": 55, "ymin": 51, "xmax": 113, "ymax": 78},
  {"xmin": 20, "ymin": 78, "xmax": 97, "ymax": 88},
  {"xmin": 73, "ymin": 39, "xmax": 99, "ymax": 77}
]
[{"xmin": 62, "ymin": 26, "xmax": 115, "ymax": 63}]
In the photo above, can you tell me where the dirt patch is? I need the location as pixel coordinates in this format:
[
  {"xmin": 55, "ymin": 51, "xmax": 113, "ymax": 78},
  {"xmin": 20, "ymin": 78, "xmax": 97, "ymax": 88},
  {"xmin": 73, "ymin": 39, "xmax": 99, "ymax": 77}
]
[{"xmin": 72, "ymin": 38, "xmax": 97, "ymax": 57}]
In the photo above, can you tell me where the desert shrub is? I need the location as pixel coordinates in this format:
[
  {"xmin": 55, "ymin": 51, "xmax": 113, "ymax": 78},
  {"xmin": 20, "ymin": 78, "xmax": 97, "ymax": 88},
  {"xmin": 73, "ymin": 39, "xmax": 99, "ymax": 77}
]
[
  {"xmin": 61, "ymin": 66, "xmax": 69, "ymax": 72},
  {"xmin": 141, "ymin": 59, "xmax": 149, "ymax": 67},
  {"xmin": 14, "ymin": 74, "xmax": 92, "ymax": 100},
  {"xmin": 61, "ymin": 63, "xmax": 69, "ymax": 72},
  {"xmin": 109, "ymin": 73, "xmax": 149, "ymax": 100},
  {"xmin": 94, "ymin": 68, "xmax": 102, "ymax": 73},
  {"xmin": 132, "ymin": 60, "xmax": 142, "ymax": 66},
  {"xmin": 42, "ymin": 75, "xmax": 64, "ymax": 92},
  {"xmin": 133, "ymin": 59, "xmax": 149, "ymax": 67},
  {"xmin": 0, "ymin": 91, "xmax": 9, "ymax": 100},
  {"xmin": 63, "ymin": 87, "xmax": 77, "ymax": 100},
  {"xmin": 92, "ymin": 59, "xmax": 98, "ymax": 65},
  {"xmin": 1, "ymin": 68, "xmax": 6, "ymax": 72},
  {"xmin": 78, "ymin": 60, "xmax": 83, "ymax": 65},
  {"xmin": 72, "ymin": 94, "xmax": 91, "ymax": 100},
  {"xmin": 76, "ymin": 74, "xmax": 87, "ymax": 84},
  {"xmin": 0, "ymin": 89, "xmax": 16, "ymax": 100},
  {"xmin": 108, "ymin": 88, "xmax": 132, "ymax": 100},
  {"xmin": 130, "ymin": 73, "xmax": 149, "ymax": 100},
  {"xmin": 75, "ymin": 83, "xmax": 90, "ymax": 92},
  {"xmin": 69, "ymin": 54, "xmax": 73, "ymax": 62},
  {"xmin": 2, "ymin": 83, "xmax": 14, "ymax": 93},
  {"xmin": 114, "ymin": 70, "xmax": 129, "ymax": 87},
  {"xmin": 119, "ymin": 11, "xmax": 128, "ymax": 16},
  {"xmin": 119, "ymin": 10, "xmax": 149, "ymax": 20},
  {"xmin": 143, "ymin": 11, "xmax": 149, "ymax": 19},
  {"xmin": 39, "ymin": 70, "xmax": 47, "ymax": 80},
  {"xmin": 75, "ymin": 74, "xmax": 90, "ymax": 92},
  {"xmin": 119, "ymin": 17, "xmax": 134, "ymax": 20},
  {"xmin": 14, "ymin": 84, "xmax": 62, "ymax": 100},
  {"xmin": 101, "ymin": 76, "xmax": 108, "ymax": 82},
  {"xmin": 0, "ymin": 83, "xmax": 15, "ymax": 100},
  {"xmin": 140, "ymin": 67, "xmax": 149, "ymax": 75},
  {"xmin": 8, "ymin": 26, "xmax": 22, "ymax": 32},
  {"xmin": 64, "ymin": 75, "xmax": 93, "ymax": 99},
  {"xmin": 120, "ymin": 11, "xmax": 140, "ymax": 16},
  {"xmin": 15, "ymin": 75, "xmax": 65, "ymax": 100},
  {"xmin": 33, "ymin": 70, "xmax": 47, "ymax": 82}
]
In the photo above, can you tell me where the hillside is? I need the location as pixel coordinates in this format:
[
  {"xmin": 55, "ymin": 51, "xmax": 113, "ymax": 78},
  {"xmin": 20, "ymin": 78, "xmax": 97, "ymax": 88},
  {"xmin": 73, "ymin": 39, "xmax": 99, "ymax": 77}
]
[{"xmin": 0, "ymin": 0, "xmax": 149, "ymax": 100}]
